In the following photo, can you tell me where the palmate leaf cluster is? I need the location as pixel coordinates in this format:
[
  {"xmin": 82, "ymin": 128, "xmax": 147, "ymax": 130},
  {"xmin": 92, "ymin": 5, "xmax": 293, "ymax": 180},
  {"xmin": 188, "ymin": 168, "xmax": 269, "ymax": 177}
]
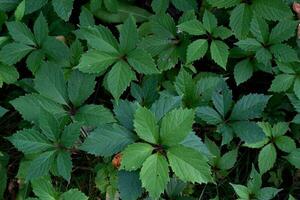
[{"xmin": 0, "ymin": 0, "xmax": 300, "ymax": 200}]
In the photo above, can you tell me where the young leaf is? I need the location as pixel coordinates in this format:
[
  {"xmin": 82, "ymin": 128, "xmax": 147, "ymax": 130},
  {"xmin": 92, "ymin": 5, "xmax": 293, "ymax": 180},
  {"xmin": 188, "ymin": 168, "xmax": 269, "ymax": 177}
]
[
  {"xmin": 107, "ymin": 61, "xmax": 136, "ymax": 100},
  {"xmin": 167, "ymin": 145, "xmax": 212, "ymax": 183},
  {"xmin": 121, "ymin": 143, "xmax": 153, "ymax": 171},
  {"xmin": 134, "ymin": 107, "xmax": 159, "ymax": 144},
  {"xmin": 160, "ymin": 108, "xmax": 194, "ymax": 146},
  {"xmin": 140, "ymin": 153, "xmax": 170, "ymax": 199},
  {"xmin": 231, "ymin": 184, "xmax": 250, "ymax": 199}
]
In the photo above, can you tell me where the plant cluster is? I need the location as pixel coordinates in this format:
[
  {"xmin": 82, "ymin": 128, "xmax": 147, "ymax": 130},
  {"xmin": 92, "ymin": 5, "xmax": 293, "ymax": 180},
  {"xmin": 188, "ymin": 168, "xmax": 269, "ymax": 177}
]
[{"xmin": 0, "ymin": 0, "xmax": 300, "ymax": 199}]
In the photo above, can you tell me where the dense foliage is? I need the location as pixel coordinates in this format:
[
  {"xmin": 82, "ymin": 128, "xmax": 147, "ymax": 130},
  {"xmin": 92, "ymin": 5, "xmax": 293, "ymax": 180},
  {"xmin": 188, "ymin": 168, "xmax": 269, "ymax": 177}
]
[{"xmin": 0, "ymin": 0, "xmax": 300, "ymax": 199}]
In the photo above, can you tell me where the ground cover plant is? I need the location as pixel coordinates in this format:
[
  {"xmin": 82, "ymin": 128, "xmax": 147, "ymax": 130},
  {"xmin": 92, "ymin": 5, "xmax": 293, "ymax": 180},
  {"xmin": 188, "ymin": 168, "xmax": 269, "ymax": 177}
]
[{"xmin": 0, "ymin": 0, "xmax": 300, "ymax": 199}]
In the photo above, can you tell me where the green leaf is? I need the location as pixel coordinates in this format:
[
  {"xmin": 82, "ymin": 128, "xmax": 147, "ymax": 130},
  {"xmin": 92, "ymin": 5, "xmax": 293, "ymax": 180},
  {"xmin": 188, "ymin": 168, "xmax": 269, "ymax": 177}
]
[
  {"xmin": 160, "ymin": 108, "xmax": 195, "ymax": 146},
  {"xmin": 10, "ymin": 93, "xmax": 66, "ymax": 124},
  {"xmin": 113, "ymin": 100, "xmax": 138, "ymax": 130},
  {"xmin": 134, "ymin": 106, "xmax": 159, "ymax": 144},
  {"xmin": 31, "ymin": 176, "xmax": 57, "ymax": 200},
  {"xmin": 107, "ymin": 61, "xmax": 136, "ymax": 100},
  {"xmin": 61, "ymin": 189, "xmax": 88, "ymax": 200},
  {"xmin": 140, "ymin": 153, "xmax": 170, "ymax": 199},
  {"xmin": 275, "ymin": 136, "xmax": 296, "ymax": 153},
  {"xmin": 78, "ymin": 26, "xmax": 119, "ymax": 53},
  {"xmin": 235, "ymin": 38, "xmax": 262, "ymax": 51},
  {"xmin": 0, "ymin": 106, "xmax": 7, "ymax": 118},
  {"xmin": 258, "ymin": 143, "xmax": 277, "ymax": 174},
  {"xmin": 286, "ymin": 148, "xmax": 300, "ymax": 168},
  {"xmin": 6, "ymin": 21, "xmax": 35, "ymax": 46},
  {"xmin": 35, "ymin": 63, "xmax": 68, "ymax": 105},
  {"xmin": 74, "ymin": 104, "xmax": 115, "ymax": 127},
  {"xmin": 39, "ymin": 109, "xmax": 60, "ymax": 141},
  {"xmin": 212, "ymin": 26, "xmax": 232, "ymax": 40},
  {"xmin": 250, "ymin": 15, "xmax": 269, "ymax": 43},
  {"xmin": 207, "ymin": 0, "xmax": 240, "ymax": 8},
  {"xmin": 25, "ymin": 0, "xmax": 48, "ymax": 14},
  {"xmin": 0, "ymin": 63, "xmax": 19, "ymax": 87},
  {"xmin": 212, "ymin": 89, "xmax": 233, "ymax": 118},
  {"xmin": 127, "ymin": 48, "xmax": 159, "ymax": 74},
  {"xmin": 270, "ymin": 44, "xmax": 298, "ymax": 63},
  {"xmin": 0, "ymin": 42, "xmax": 34, "ymax": 65},
  {"xmin": 33, "ymin": 12, "xmax": 48, "ymax": 46},
  {"xmin": 231, "ymin": 121, "xmax": 266, "ymax": 143},
  {"xmin": 52, "ymin": 0, "xmax": 74, "ymax": 21},
  {"xmin": 119, "ymin": 16, "xmax": 137, "ymax": 53},
  {"xmin": 196, "ymin": 106, "xmax": 222, "ymax": 125},
  {"xmin": 234, "ymin": 59, "xmax": 253, "ymax": 85},
  {"xmin": 57, "ymin": 151, "xmax": 72, "ymax": 181},
  {"xmin": 230, "ymin": 94, "xmax": 270, "ymax": 120},
  {"xmin": 270, "ymin": 74, "xmax": 295, "ymax": 92},
  {"xmin": 26, "ymin": 49, "xmax": 44, "ymax": 73},
  {"xmin": 269, "ymin": 20, "xmax": 297, "ymax": 44},
  {"xmin": 186, "ymin": 39, "xmax": 208, "ymax": 64},
  {"xmin": 118, "ymin": 171, "xmax": 142, "ymax": 200},
  {"xmin": 255, "ymin": 47, "xmax": 272, "ymax": 66},
  {"xmin": 76, "ymin": 50, "xmax": 118, "ymax": 74},
  {"xmin": 177, "ymin": 19, "xmax": 206, "ymax": 35},
  {"xmin": 230, "ymin": 184, "xmax": 250, "ymax": 199},
  {"xmin": 121, "ymin": 143, "xmax": 153, "ymax": 171},
  {"xmin": 181, "ymin": 132, "xmax": 211, "ymax": 156},
  {"xmin": 80, "ymin": 124, "xmax": 134, "ymax": 156},
  {"xmin": 67, "ymin": 70, "xmax": 96, "ymax": 107},
  {"xmin": 218, "ymin": 149, "xmax": 238, "ymax": 170},
  {"xmin": 252, "ymin": 0, "xmax": 293, "ymax": 21},
  {"xmin": 210, "ymin": 40, "xmax": 229, "ymax": 70},
  {"xmin": 7, "ymin": 129, "xmax": 53, "ymax": 154},
  {"xmin": 272, "ymin": 122, "xmax": 289, "ymax": 137},
  {"xmin": 79, "ymin": 7, "xmax": 95, "ymax": 27},
  {"xmin": 167, "ymin": 145, "xmax": 212, "ymax": 183},
  {"xmin": 151, "ymin": 0, "xmax": 169, "ymax": 14},
  {"xmin": 256, "ymin": 187, "xmax": 281, "ymax": 200},
  {"xmin": 202, "ymin": 10, "xmax": 217, "ymax": 33},
  {"xmin": 171, "ymin": 0, "xmax": 197, "ymax": 11},
  {"xmin": 42, "ymin": 37, "xmax": 70, "ymax": 61},
  {"xmin": 60, "ymin": 122, "xmax": 82, "ymax": 148},
  {"xmin": 27, "ymin": 150, "xmax": 55, "ymax": 181},
  {"xmin": 229, "ymin": 3, "xmax": 252, "ymax": 39},
  {"xmin": 294, "ymin": 78, "xmax": 300, "ymax": 100}
]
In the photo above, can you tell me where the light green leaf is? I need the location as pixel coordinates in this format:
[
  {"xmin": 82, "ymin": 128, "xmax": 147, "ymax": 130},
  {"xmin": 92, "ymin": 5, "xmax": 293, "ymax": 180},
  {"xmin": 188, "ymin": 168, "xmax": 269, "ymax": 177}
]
[
  {"xmin": 120, "ymin": 143, "xmax": 153, "ymax": 171},
  {"xmin": 160, "ymin": 108, "xmax": 195, "ymax": 146},
  {"xmin": 107, "ymin": 61, "xmax": 136, "ymax": 100},
  {"xmin": 79, "ymin": 7, "xmax": 95, "ymax": 27},
  {"xmin": 127, "ymin": 48, "xmax": 159, "ymax": 75},
  {"xmin": 80, "ymin": 124, "xmax": 134, "ymax": 156},
  {"xmin": 256, "ymin": 187, "xmax": 281, "ymax": 200},
  {"xmin": 31, "ymin": 176, "xmax": 57, "ymax": 200},
  {"xmin": 218, "ymin": 149, "xmax": 238, "ymax": 170},
  {"xmin": 134, "ymin": 106, "xmax": 159, "ymax": 144},
  {"xmin": 258, "ymin": 143, "xmax": 276, "ymax": 174},
  {"xmin": 167, "ymin": 145, "xmax": 212, "ymax": 183},
  {"xmin": 230, "ymin": 184, "xmax": 250, "ymax": 199},
  {"xmin": 186, "ymin": 39, "xmax": 208, "ymax": 63},
  {"xmin": 140, "ymin": 153, "xmax": 170, "ymax": 199},
  {"xmin": 7, "ymin": 129, "xmax": 53, "ymax": 154},
  {"xmin": 272, "ymin": 122, "xmax": 289, "ymax": 137},
  {"xmin": 52, "ymin": 0, "xmax": 74, "ymax": 21},
  {"xmin": 210, "ymin": 40, "xmax": 229, "ymax": 70},
  {"xmin": 6, "ymin": 21, "xmax": 35, "ymax": 46},
  {"xmin": 229, "ymin": 3, "xmax": 252, "ymax": 39}
]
